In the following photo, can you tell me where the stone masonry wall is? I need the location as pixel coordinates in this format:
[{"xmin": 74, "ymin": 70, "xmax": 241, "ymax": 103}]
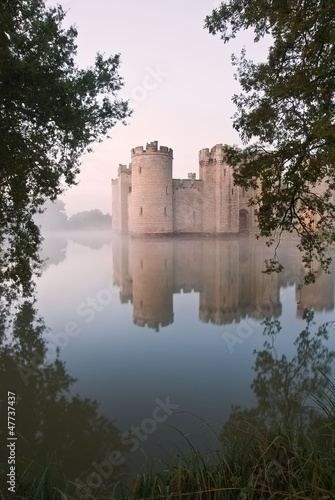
[
  {"xmin": 120, "ymin": 168, "xmax": 131, "ymax": 233},
  {"xmin": 112, "ymin": 142, "xmax": 275, "ymax": 235},
  {"xmin": 238, "ymin": 186, "xmax": 258, "ymax": 232},
  {"xmin": 172, "ymin": 179, "xmax": 202, "ymax": 233},
  {"xmin": 199, "ymin": 144, "xmax": 240, "ymax": 234},
  {"xmin": 219, "ymin": 160, "xmax": 239, "ymax": 233},
  {"xmin": 111, "ymin": 164, "xmax": 131, "ymax": 232},
  {"xmin": 130, "ymin": 141, "xmax": 173, "ymax": 235},
  {"xmin": 199, "ymin": 151, "xmax": 216, "ymax": 233}
]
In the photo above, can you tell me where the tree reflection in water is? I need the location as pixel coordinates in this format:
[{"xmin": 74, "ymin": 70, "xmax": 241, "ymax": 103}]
[
  {"xmin": 0, "ymin": 298, "xmax": 126, "ymax": 492},
  {"xmin": 1, "ymin": 232, "xmax": 335, "ymax": 495},
  {"xmin": 222, "ymin": 309, "xmax": 335, "ymax": 439}
]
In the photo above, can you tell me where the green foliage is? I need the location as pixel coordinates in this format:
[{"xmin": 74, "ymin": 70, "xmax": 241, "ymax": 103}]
[
  {"xmin": 68, "ymin": 209, "xmax": 112, "ymax": 230},
  {"xmin": 205, "ymin": 0, "xmax": 335, "ymax": 283},
  {"xmin": 0, "ymin": 0, "xmax": 130, "ymax": 298}
]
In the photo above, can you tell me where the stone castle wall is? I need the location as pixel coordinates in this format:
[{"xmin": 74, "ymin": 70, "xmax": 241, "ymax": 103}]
[
  {"xmin": 130, "ymin": 141, "xmax": 173, "ymax": 235},
  {"xmin": 112, "ymin": 141, "xmax": 255, "ymax": 235},
  {"xmin": 172, "ymin": 178, "xmax": 202, "ymax": 233},
  {"xmin": 111, "ymin": 164, "xmax": 131, "ymax": 232}
]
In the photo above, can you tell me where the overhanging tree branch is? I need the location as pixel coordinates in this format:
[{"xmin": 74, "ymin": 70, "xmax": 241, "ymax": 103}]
[{"xmin": 205, "ymin": 0, "xmax": 335, "ymax": 283}]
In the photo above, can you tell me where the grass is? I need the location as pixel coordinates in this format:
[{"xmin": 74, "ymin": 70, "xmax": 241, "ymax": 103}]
[{"xmin": 2, "ymin": 376, "xmax": 335, "ymax": 500}]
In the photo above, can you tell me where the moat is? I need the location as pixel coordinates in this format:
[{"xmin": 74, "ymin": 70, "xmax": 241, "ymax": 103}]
[{"xmin": 1, "ymin": 233, "xmax": 335, "ymax": 491}]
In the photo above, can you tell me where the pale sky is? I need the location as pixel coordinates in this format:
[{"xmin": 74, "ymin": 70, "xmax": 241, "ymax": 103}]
[{"xmin": 52, "ymin": 0, "xmax": 269, "ymax": 216}]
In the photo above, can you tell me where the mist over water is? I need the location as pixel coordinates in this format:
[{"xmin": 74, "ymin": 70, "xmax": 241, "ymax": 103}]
[{"xmin": 2, "ymin": 233, "xmax": 335, "ymax": 487}]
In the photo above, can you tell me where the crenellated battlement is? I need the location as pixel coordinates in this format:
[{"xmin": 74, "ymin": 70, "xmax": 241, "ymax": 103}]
[
  {"xmin": 112, "ymin": 140, "xmax": 258, "ymax": 236},
  {"xmin": 173, "ymin": 178, "xmax": 201, "ymax": 189},
  {"xmin": 199, "ymin": 144, "xmax": 226, "ymax": 164},
  {"xmin": 131, "ymin": 141, "xmax": 173, "ymax": 158},
  {"xmin": 118, "ymin": 164, "xmax": 131, "ymax": 175}
]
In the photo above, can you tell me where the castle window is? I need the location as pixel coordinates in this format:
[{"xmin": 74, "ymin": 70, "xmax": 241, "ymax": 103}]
[
  {"xmin": 129, "ymin": 186, "xmax": 131, "ymax": 193},
  {"xmin": 164, "ymin": 207, "xmax": 167, "ymax": 216},
  {"xmin": 140, "ymin": 207, "xmax": 143, "ymax": 215},
  {"xmin": 166, "ymin": 186, "xmax": 168, "ymax": 195},
  {"xmin": 232, "ymin": 188, "xmax": 233, "ymax": 195},
  {"xmin": 139, "ymin": 166, "xmax": 142, "ymax": 174},
  {"xmin": 193, "ymin": 210, "xmax": 195, "ymax": 218},
  {"xmin": 224, "ymin": 169, "xmax": 226, "ymax": 176}
]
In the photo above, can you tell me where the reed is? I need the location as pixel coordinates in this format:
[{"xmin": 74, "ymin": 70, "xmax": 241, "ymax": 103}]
[{"xmin": 2, "ymin": 373, "xmax": 335, "ymax": 500}]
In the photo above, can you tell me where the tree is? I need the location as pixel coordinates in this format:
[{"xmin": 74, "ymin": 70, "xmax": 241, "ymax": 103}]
[
  {"xmin": 220, "ymin": 312, "xmax": 335, "ymax": 495},
  {"xmin": 0, "ymin": 0, "xmax": 130, "ymax": 298},
  {"xmin": 34, "ymin": 199, "xmax": 68, "ymax": 231},
  {"xmin": 205, "ymin": 0, "xmax": 335, "ymax": 283},
  {"xmin": 67, "ymin": 209, "xmax": 112, "ymax": 230}
]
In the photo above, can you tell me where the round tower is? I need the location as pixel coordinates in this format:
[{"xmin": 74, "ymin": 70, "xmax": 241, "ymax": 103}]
[
  {"xmin": 199, "ymin": 144, "xmax": 239, "ymax": 234},
  {"xmin": 130, "ymin": 141, "xmax": 173, "ymax": 235}
]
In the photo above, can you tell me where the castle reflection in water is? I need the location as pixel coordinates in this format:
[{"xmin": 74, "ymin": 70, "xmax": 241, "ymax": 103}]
[{"xmin": 112, "ymin": 237, "xmax": 334, "ymax": 331}]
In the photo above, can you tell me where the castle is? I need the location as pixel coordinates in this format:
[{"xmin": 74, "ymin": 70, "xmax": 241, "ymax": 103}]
[{"xmin": 111, "ymin": 141, "xmax": 258, "ymax": 235}]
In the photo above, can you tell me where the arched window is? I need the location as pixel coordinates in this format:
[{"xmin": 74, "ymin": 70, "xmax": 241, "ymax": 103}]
[{"xmin": 239, "ymin": 209, "xmax": 249, "ymax": 232}]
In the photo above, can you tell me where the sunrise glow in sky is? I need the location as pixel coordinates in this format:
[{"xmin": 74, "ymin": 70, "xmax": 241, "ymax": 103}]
[{"xmin": 53, "ymin": 0, "xmax": 268, "ymax": 215}]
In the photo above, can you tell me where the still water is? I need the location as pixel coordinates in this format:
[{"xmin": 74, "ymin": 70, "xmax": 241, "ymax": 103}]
[{"xmin": 2, "ymin": 233, "xmax": 335, "ymax": 491}]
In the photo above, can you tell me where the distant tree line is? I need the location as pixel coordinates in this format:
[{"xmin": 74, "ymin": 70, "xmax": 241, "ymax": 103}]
[{"xmin": 34, "ymin": 199, "xmax": 112, "ymax": 232}]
